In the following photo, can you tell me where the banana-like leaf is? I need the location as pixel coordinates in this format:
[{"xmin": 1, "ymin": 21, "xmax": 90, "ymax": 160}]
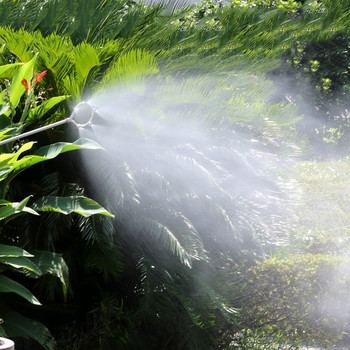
[
  {"xmin": 0, "ymin": 324, "xmax": 5, "ymax": 337},
  {"xmin": 0, "ymin": 244, "xmax": 33, "ymax": 258},
  {"xmin": 27, "ymin": 95, "xmax": 70, "ymax": 124},
  {"xmin": 2, "ymin": 138, "xmax": 102, "ymax": 184},
  {"xmin": 1, "ymin": 309, "xmax": 55, "ymax": 350},
  {"xmin": 0, "ymin": 127, "xmax": 15, "ymax": 141},
  {"xmin": 0, "ymin": 167, "xmax": 13, "ymax": 182},
  {"xmin": 0, "ymin": 142, "xmax": 34, "ymax": 168},
  {"xmin": 4, "ymin": 55, "xmax": 37, "ymax": 117},
  {"xmin": 0, "ymin": 275, "xmax": 41, "ymax": 305},
  {"xmin": 0, "ymin": 196, "xmax": 39, "ymax": 220},
  {"xmin": 0, "ymin": 103, "xmax": 9, "ymax": 116},
  {"xmin": 32, "ymin": 196, "xmax": 114, "ymax": 218},
  {"xmin": 0, "ymin": 256, "xmax": 41, "ymax": 276},
  {"xmin": 0, "ymin": 62, "xmax": 23, "ymax": 78},
  {"xmin": 30, "ymin": 250, "xmax": 69, "ymax": 296}
]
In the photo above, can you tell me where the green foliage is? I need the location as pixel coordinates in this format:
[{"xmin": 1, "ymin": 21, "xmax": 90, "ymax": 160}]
[
  {"xmin": 271, "ymin": 31, "xmax": 350, "ymax": 152},
  {"xmin": 0, "ymin": 243, "xmax": 67, "ymax": 348},
  {"xmin": 0, "ymin": 58, "xmax": 114, "ymax": 349},
  {"xmin": 230, "ymin": 328, "xmax": 298, "ymax": 350},
  {"xmin": 0, "ymin": 0, "xmax": 159, "ymax": 45},
  {"xmin": 0, "ymin": 26, "xmax": 161, "ymax": 109},
  {"xmin": 1, "ymin": 308, "xmax": 56, "ymax": 350},
  {"xmin": 0, "ymin": 0, "xmax": 349, "ymax": 349},
  {"xmin": 32, "ymin": 195, "xmax": 115, "ymax": 218},
  {"xmin": 240, "ymin": 253, "xmax": 350, "ymax": 347},
  {"xmin": 284, "ymin": 158, "xmax": 350, "ymax": 255}
]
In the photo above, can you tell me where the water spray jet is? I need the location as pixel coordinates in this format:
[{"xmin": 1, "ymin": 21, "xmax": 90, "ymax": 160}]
[{"xmin": 0, "ymin": 101, "xmax": 98, "ymax": 146}]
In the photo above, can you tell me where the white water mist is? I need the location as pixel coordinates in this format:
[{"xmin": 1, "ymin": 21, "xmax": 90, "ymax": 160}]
[{"xmin": 76, "ymin": 74, "xmax": 302, "ymax": 259}]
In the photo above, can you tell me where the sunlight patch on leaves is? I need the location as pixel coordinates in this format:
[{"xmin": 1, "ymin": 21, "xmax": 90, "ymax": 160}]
[{"xmin": 32, "ymin": 195, "xmax": 114, "ymax": 218}]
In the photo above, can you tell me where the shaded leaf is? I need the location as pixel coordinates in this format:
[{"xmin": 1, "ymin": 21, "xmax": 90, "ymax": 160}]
[
  {"xmin": 30, "ymin": 250, "xmax": 69, "ymax": 296},
  {"xmin": 1, "ymin": 309, "xmax": 55, "ymax": 350},
  {"xmin": 145, "ymin": 218, "xmax": 192, "ymax": 267}
]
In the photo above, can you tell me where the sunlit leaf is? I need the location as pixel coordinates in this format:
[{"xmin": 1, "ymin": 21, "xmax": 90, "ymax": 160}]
[
  {"xmin": 0, "ymin": 244, "xmax": 33, "ymax": 258},
  {"xmin": 0, "ymin": 275, "xmax": 41, "ymax": 305},
  {"xmin": 6, "ymin": 138, "xmax": 102, "ymax": 180},
  {"xmin": 0, "ymin": 256, "xmax": 41, "ymax": 276},
  {"xmin": 0, "ymin": 62, "xmax": 23, "ymax": 78},
  {"xmin": 27, "ymin": 95, "xmax": 70, "ymax": 123},
  {"xmin": 4, "ymin": 55, "xmax": 37, "ymax": 116},
  {"xmin": 0, "ymin": 196, "xmax": 39, "ymax": 220},
  {"xmin": 32, "ymin": 195, "xmax": 114, "ymax": 218}
]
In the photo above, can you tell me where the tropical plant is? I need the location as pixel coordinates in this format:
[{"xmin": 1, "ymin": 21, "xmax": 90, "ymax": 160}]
[
  {"xmin": 0, "ymin": 59, "xmax": 114, "ymax": 349},
  {"xmin": 0, "ymin": 0, "xmax": 164, "ymax": 45},
  {"xmin": 0, "ymin": 1, "xmax": 348, "ymax": 348}
]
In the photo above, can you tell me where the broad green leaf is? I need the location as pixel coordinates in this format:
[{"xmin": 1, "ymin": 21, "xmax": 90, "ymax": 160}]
[
  {"xmin": 4, "ymin": 55, "xmax": 37, "ymax": 117},
  {"xmin": 0, "ymin": 309, "xmax": 55, "ymax": 350},
  {"xmin": 0, "ymin": 256, "xmax": 41, "ymax": 276},
  {"xmin": 0, "ymin": 103, "xmax": 9, "ymax": 116},
  {"xmin": 30, "ymin": 250, "xmax": 69, "ymax": 296},
  {"xmin": 0, "ymin": 154, "xmax": 16, "ymax": 168},
  {"xmin": 0, "ymin": 244, "xmax": 33, "ymax": 258},
  {"xmin": 11, "ymin": 138, "xmax": 103, "ymax": 174},
  {"xmin": 11, "ymin": 141, "xmax": 35, "ymax": 161},
  {"xmin": 0, "ymin": 167, "xmax": 13, "ymax": 182},
  {"xmin": 0, "ymin": 139, "xmax": 102, "ymax": 188},
  {"xmin": 0, "ymin": 142, "xmax": 35, "ymax": 181},
  {"xmin": 0, "ymin": 127, "xmax": 15, "ymax": 141},
  {"xmin": 0, "ymin": 142, "xmax": 34, "ymax": 168},
  {"xmin": 0, "ymin": 275, "xmax": 41, "ymax": 305},
  {"xmin": 27, "ymin": 95, "xmax": 70, "ymax": 123},
  {"xmin": 0, "ymin": 196, "xmax": 39, "ymax": 220},
  {"xmin": 0, "ymin": 324, "xmax": 5, "ymax": 337},
  {"xmin": 4, "ymin": 56, "xmax": 36, "ymax": 116},
  {"xmin": 0, "ymin": 62, "xmax": 23, "ymax": 78},
  {"xmin": 32, "ymin": 196, "xmax": 114, "ymax": 218}
]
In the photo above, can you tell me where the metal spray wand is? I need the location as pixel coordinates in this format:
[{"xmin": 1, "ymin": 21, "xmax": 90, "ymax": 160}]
[{"xmin": 0, "ymin": 101, "xmax": 96, "ymax": 146}]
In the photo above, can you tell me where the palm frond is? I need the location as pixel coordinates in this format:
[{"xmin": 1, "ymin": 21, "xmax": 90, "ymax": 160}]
[{"xmin": 98, "ymin": 49, "xmax": 159, "ymax": 89}]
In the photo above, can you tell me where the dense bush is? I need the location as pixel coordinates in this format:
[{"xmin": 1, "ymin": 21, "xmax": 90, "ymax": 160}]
[{"xmin": 240, "ymin": 253, "xmax": 350, "ymax": 347}]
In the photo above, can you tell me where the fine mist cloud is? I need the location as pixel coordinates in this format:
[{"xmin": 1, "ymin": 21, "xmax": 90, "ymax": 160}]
[{"xmin": 78, "ymin": 74, "xmax": 302, "ymax": 260}]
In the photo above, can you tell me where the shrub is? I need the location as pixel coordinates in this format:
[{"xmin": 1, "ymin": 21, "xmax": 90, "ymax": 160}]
[{"xmin": 240, "ymin": 253, "xmax": 350, "ymax": 347}]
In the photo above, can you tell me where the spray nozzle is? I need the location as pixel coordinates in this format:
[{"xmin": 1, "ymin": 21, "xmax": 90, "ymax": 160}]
[{"xmin": 70, "ymin": 101, "xmax": 97, "ymax": 128}]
